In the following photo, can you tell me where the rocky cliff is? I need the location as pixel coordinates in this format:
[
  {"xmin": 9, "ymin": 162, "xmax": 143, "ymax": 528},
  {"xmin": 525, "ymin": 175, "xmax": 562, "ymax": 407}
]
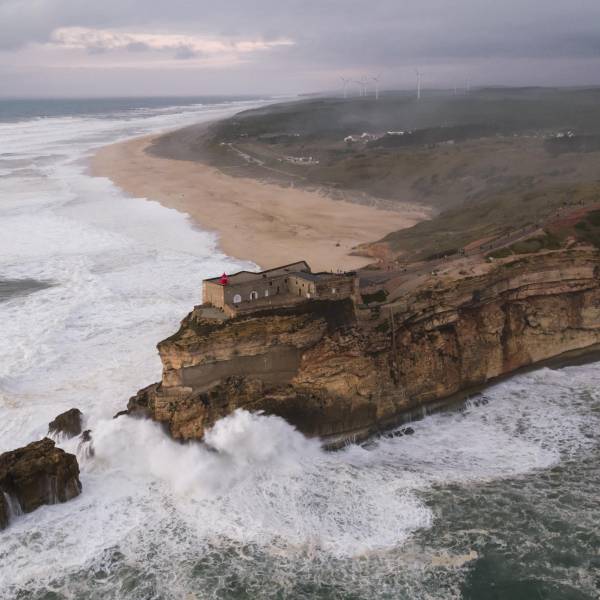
[
  {"xmin": 0, "ymin": 438, "xmax": 81, "ymax": 529},
  {"xmin": 127, "ymin": 249, "xmax": 600, "ymax": 444}
]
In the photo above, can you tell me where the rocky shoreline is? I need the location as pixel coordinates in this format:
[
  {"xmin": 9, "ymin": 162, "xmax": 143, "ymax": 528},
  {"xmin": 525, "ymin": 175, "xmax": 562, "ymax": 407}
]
[
  {"xmin": 125, "ymin": 248, "xmax": 600, "ymax": 445},
  {"xmin": 4, "ymin": 247, "xmax": 598, "ymax": 531}
]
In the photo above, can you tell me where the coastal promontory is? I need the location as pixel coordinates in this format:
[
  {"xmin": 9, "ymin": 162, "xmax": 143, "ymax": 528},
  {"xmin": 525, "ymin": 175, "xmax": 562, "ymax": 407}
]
[{"xmin": 126, "ymin": 248, "xmax": 600, "ymax": 444}]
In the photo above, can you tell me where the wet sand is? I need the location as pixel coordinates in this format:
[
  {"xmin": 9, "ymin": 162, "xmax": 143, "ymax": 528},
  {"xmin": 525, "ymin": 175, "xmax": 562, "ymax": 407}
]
[{"xmin": 90, "ymin": 133, "xmax": 429, "ymax": 271}]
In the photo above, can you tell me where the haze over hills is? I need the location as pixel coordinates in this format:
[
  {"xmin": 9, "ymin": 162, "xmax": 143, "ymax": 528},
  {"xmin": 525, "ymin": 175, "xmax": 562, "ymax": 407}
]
[{"xmin": 148, "ymin": 87, "xmax": 600, "ymax": 260}]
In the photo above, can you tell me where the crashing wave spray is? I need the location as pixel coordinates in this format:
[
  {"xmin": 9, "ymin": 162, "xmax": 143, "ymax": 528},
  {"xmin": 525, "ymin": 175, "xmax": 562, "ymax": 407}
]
[
  {"xmin": 76, "ymin": 430, "xmax": 95, "ymax": 465},
  {"xmin": 2, "ymin": 491, "xmax": 23, "ymax": 523},
  {"xmin": 81, "ymin": 409, "xmax": 432, "ymax": 556}
]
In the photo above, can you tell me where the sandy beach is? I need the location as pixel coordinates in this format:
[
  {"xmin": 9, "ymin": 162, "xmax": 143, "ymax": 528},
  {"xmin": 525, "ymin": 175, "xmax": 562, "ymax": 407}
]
[{"xmin": 90, "ymin": 133, "xmax": 429, "ymax": 271}]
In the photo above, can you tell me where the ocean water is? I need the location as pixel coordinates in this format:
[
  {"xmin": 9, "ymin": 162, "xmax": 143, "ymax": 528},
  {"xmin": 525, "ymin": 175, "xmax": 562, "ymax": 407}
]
[{"xmin": 0, "ymin": 98, "xmax": 599, "ymax": 599}]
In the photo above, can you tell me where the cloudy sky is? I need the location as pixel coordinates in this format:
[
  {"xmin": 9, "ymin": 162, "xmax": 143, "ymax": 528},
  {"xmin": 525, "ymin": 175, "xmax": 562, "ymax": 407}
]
[{"xmin": 1, "ymin": 0, "xmax": 599, "ymax": 97}]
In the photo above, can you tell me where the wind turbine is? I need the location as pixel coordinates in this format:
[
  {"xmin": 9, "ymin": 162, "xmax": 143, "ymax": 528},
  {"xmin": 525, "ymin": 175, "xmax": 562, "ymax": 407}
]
[
  {"xmin": 372, "ymin": 74, "xmax": 381, "ymax": 100},
  {"xmin": 415, "ymin": 69, "xmax": 422, "ymax": 100},
  {"xmin": 354, "ymin": 79, "xmax": 365, "ymax": 96},
  {"xmin": 340, "ymin": 76, "xmax": 350, "ymax": 99},
  {"xmin": 359, "ymin": 76, "xmax": 369, "ymax": 97}
]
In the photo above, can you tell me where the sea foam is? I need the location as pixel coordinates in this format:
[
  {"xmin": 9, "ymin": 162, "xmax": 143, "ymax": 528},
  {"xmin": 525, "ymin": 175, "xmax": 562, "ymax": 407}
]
[{"xmin": 0, "ymin": 99, "xmax": 599, "ymax": 599}]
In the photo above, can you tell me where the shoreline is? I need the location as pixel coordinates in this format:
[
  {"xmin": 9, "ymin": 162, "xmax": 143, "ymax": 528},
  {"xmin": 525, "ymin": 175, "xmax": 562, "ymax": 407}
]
[{"xmin": 90, "ymin": 131, "xmax": 430, "ymax": 272}]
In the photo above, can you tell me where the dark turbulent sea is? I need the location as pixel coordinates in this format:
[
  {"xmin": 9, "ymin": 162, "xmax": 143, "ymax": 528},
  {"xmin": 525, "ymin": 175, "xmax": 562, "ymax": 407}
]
[
  {"xmin": 0, "ymin": 98, "xmax": 599, "ymax": 599},
  {"xmin": 0, "ymin": 95, "xmax": 262, "ymax": 122}
]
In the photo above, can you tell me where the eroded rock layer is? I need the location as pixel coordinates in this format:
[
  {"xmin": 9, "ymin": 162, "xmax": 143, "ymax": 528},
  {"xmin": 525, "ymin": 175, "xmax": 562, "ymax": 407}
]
[{"xmin": 128, "ymin": 250, "xmax": 600, "ymax": 443}]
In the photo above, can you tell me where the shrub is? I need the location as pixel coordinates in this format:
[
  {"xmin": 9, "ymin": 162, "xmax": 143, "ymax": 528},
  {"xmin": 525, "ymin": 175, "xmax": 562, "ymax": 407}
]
[
  {"xmin": 586, "ymin": 210, "xmax": 600, "ymax": 227},
  {"xmin": 487, "ymin": 247, "xmax": 512, "ymax": 259},
  {"xmin": 361, "ymin": 289, "xmax": 389, "ymax": 304},
  {"xmin": 488, "ymin": 232, "xmax": 562, "ymax": 258},
  {"xmin": 375, "ymin": 320, "xmax": 390, "ymax": 333},
  {"xmin": 511, "ymin": 239, "xmax": 543, "ymax": 254}
]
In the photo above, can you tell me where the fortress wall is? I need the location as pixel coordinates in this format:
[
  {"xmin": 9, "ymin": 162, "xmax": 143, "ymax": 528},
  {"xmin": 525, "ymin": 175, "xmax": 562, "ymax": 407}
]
[{"xmin": 179, "ymin": 347, "xmax": 303, "ymax": 389}]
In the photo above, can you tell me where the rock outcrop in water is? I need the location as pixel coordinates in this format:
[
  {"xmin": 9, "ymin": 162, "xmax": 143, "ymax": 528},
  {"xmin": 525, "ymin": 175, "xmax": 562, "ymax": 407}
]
[
  {"xmin": 48, "ymin": 408, "xmax": 83, "ymax": 439},
  {"xmin": 0, "ymin": 438, "xmax": 81, "ymax": 529},
  {"xmin": 127, "ymin": 249, "xmax": 600, "ymax": 444}
]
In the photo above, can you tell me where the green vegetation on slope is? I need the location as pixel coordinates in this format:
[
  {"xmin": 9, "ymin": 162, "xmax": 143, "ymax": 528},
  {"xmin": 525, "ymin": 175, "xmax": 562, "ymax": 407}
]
[
  {"xmin": 382, "ymin": 183, "xmax": 600, "ymax": 259},
  {"xmin": 213, "ymin": 87, "xmax": 600, "ymax": 141},
  {"xmin": 178, "ymin": 88, "xmax": 600, "ymax": 259},
  {"xmin": 574, "ymin": 210, "xmax": 600, "ymax": 249},
  {"xmin": 487, "ymin": 233, "xmax": 562, "ymax": 259}
]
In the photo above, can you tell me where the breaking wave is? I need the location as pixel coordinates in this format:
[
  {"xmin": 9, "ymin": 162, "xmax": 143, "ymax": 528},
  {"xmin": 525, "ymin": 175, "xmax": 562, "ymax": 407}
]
[{"xmin": 0, "ymin": 98, "xmax": 598, "ymax": 599}]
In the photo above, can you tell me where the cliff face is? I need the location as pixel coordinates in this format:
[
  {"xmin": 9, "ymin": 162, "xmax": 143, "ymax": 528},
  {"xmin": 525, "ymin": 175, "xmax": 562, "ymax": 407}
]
[{"xmin": 128, "ymin": 250, "xmax": 600, "ymax": 443}]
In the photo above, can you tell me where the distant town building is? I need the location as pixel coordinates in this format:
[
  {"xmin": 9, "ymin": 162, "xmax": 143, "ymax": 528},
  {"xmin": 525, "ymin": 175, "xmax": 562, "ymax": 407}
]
[
  {"xmin": 284, "ymin": 155, "xmax": 319, "ymax": 165},
  {"xmin": 344, "ymin": 132, "xmax": 384, "ymax": 146},
  {"xmin": 202, "ymin": 261, "xmax": 358, "ymax": 315}
]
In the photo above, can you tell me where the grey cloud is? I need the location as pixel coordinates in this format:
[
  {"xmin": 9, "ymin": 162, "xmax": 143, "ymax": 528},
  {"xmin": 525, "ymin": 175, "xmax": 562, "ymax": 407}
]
[
  {"xmin": 126, "ymin": 41, "xmax": 151, "ymax": 53},
  {"xmin": 2, "ymin": 0, "xmax": 600, "ymax": 95},
  {"xmin": 2, "ymin": 0, "xmax": 600, "ymax": 60},
  {"xmin": 173, "ymin": 44, "xmax": 197, "ymax": 60},
  {"xmin": 86, "ymin": 45, "xmax": 107, "ymax": 55}
]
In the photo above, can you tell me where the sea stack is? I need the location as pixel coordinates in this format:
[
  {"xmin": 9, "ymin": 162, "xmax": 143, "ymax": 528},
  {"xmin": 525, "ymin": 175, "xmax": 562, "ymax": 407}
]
[
  {"xmin": 0, "ymin": 438, "xmax": 82, "ymax": 530},
  {"xmin": 48, "ymin": 408, "xmax": 83, "ymax": 439}
]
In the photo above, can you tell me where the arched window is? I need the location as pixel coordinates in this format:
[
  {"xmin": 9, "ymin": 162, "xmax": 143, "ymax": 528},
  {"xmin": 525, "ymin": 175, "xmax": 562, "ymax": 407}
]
[
  {"xmin": 264, "ymin": 290, "xmax": 269, "ymax": 297},
  {"xmin": 233, "ymin": 294, "xmax": 242, "ymax": 304},
  {"xmin": 250, "ymin": 291, "xmax": 258, "ymax": 301}
]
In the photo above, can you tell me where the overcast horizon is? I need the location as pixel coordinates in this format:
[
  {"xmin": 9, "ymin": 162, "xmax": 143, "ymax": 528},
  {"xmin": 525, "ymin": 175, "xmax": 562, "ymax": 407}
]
[{"xmin": 1, "ymin": 0, "xmax": 600, "ymax": 98}]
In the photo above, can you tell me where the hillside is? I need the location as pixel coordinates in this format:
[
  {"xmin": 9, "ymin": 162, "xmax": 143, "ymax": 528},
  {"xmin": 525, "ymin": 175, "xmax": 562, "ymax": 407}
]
[{"xmin": 149, "ymin": 88, "xmax": 600, "ymax": 260}]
